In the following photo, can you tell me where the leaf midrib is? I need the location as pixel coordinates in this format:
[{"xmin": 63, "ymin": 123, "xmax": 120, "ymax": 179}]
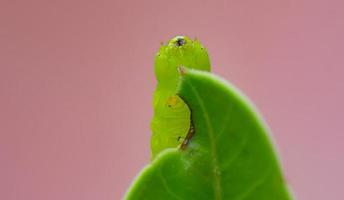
[{"xmin": 186, "ymin": 81, "xmax": 222, "ymax": 200}]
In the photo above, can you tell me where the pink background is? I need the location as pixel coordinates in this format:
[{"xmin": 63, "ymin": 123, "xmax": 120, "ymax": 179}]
[{"xmin": 1, "ymin": 0, "xmax": 343, "ymax": 199}]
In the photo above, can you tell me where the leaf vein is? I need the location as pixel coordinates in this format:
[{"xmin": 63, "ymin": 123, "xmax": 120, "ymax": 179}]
[
  {"xmin": 187, "ymin": 81, "xmax": 223, "ymax": 200},
  {"xmin": 220, "ymin": 132, "xmax": 249, "ymax": 170},
  {"xmin": 234, "ymin": 166, "xmax": 273, "ymax": 200},
  {"xmin": 158, "ymin": 166, "xmax": 183, "ymax": 200}
]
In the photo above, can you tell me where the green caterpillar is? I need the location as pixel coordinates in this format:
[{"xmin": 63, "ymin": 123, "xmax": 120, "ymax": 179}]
[{"xmin": 150, "ymin": 36, "xmax": 211, "ymax": 159}]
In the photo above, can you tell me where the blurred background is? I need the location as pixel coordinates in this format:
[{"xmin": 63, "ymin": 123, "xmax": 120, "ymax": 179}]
[{"xmin": 1, "ymin": 0, "xmax": 343, "ymax": 199}]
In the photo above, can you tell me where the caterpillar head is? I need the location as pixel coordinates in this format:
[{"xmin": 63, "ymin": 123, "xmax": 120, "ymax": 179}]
[{"xmin": 154, "ymin": 36, "xmax": 211, "ymax": 86}]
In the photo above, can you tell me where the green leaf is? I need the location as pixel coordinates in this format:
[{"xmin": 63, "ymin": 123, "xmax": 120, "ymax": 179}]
[{"xmin": 125, "ymin": 69, "xmax": 293, "ymax": 200}]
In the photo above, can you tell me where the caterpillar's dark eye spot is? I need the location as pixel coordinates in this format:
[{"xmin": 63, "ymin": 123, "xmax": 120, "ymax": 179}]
[{"xmin": 175, "ymin": 37, "xmax": 186, "ymax": 47}]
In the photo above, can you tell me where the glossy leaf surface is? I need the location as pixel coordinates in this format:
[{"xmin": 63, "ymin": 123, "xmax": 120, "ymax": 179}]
[{"xmin": 125, "ymin": 69, "xmax": 292, "ymax": 200}]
